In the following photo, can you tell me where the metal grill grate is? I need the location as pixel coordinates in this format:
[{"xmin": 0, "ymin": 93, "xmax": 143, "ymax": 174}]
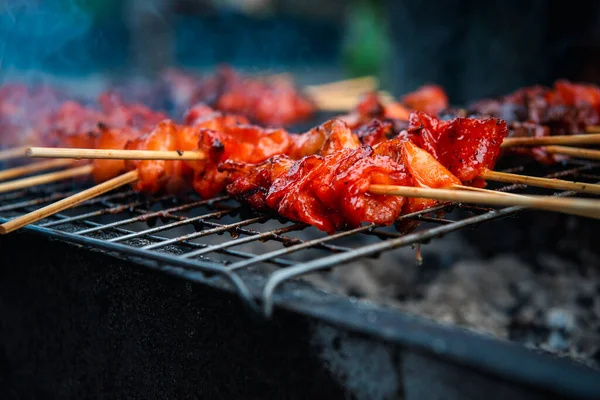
[{"xmin": 1, "ymin": 159, "xmax": 599, "ymax": 316}]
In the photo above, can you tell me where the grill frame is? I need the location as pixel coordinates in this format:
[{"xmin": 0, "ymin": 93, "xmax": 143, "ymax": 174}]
[
  {"xmin": 1, "ymin": 159, "xmax": 598, "ymax": 314},
  {"xmin": 1, "ymin": 158, "xmax": 600, "ymax": 398}
]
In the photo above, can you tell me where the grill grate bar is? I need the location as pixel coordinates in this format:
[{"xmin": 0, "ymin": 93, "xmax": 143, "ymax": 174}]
[
  {"xmin": 181, "ymin": 224, "xmax": 305, "ymax": 259},
  {"xmin": 261, "ymin": 184, "xmax": 595, "ymax": 315},
  {"xmin": 107, "ymin": 209, "xmax": 237, "ymax": 243},
  {"xmin": 42, "ymin": 212, "xmax": 298, "ymax": 267},
  {"xmin": 74, "ymin": 196, "xmax": 230, "ymax": 235},
  {"xmin": 195, "ymin": 219, "xmax": 353, "ymax": 253},
  {"xmin": 262, "ymin": 205, "xmax": 525, "ymax": 316},
  {"xmin": 38, "ymin": 194, "xmax": 176, "ymax": 227},
  {"xmin": 226, "ymin": 205, "xmax": 449, "ymax": 272},
  {"xmin": 415, "ymin": 216, "xmax": 455, "ymax": 224},
  {"xmin": 0, "ymin": 182, "xmax": 78, "ymax": 202},
  {"xmin": 141, "ymin": 216, "xmax": 270, "ymax": 250},
  {"xmin": 40, "ymin": 203, "xmax": 140, "ymax": 227},
  {"xmin": 0, "ymin": 191, "xmax": 78, "ymax": 212},
  {"xmin": 2, "ymin": 155, "xmax": 599, "ymax": 318}
]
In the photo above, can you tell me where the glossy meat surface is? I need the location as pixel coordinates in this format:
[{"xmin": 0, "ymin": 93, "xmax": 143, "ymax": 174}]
[
  {"xmin": 125, "ymin": 120, "xmax": 190, "ymax": 194},
  {"xmin": 503, "ymin": 121, "xmax": 566, "ymax": 165},
  {"xmin": 401, "ymin": 85, "xmax": 449, "ymax": 115},
  {"xmin": 221, "ymin": 156, "xmax": 294, "ymax": 211},
  {"xmin": 163, "ymin": 66, "xmax": 315, "ymax": 126},
  {"xmin": 265, "ymin": 147, "xmax": 411, "ymax": 233},
  {"xmin": 405, "ymin": 111, "xmax": 508, "ymax": 183},
  {"xmin": 92, "ymin": 124, "xmax": 141, "ymax": 183},
  {"xmin": 227, "ymin": 129, "xmax": 462, "ymax": 233},
  {"xmin": 469, "ymin": 80, "xmax": 600, "ymax": 134},
  {"xmin": 191, "ymin": 124, "xmax": 292, "ymax": 198}
]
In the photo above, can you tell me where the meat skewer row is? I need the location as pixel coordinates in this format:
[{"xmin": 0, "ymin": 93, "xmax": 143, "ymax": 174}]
[
  {"xmin": 3, "ymin": 77, "xmax": 599, "ymax": 169},
  {"xmin": 0, "ymin": 92, "xmax": 167, "ymax": 185},
  {"xmin": 0, "ymin": 114, "xmax": 383, "ymax": 232},
  {"xmin": 162, "ymin": 66, "xmax": 382, "ymax": 126},
  {"xmin": 0, "ymin": 71, "xmax": 375, "ymax": 166},
  {"xmin": 463, "ymin": 80, "xmax": 600, "ymax": 164},
  {"xmin": 342, "ymin": 91, "xmax": 600, "ymax": 167},
  {"xmin": 342, "ymin": 112, "xmax": 600, "ymax": 195},
  {"xmin": 8, "ymin": 105, "xmax": 367, "ymax": 195},
  {"xmin": 23, "ymin": 108, "xmax": 600, "ymax": 198},
  {"xmin": 6, "ymin": 87, "xmax": 599, "ymax": 203},
  {"xmin": 5, "ymin": 113, "xmax": 600, "ymax": 235},
  {"xmin": 222, "ymin": 118, "xmax": 600, "ymax": 234}
]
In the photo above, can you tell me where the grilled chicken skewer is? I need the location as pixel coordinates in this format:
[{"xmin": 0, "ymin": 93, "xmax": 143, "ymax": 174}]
[
  {"xmin": 5, "ymin": 111, "xmax": 599, "ymax": 235},
  {"xmin": 3, "ymin": 76, "xmax": 600, "ymax": 233},
  {"xmin": 222, "ymin": 120, "xmax": 600, "ymax": 233}
]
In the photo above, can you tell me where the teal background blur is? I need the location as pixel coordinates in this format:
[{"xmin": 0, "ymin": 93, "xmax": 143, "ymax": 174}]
[{"xmin": 0, "ymin": 0, "xmax": 388, "ymax": 78}]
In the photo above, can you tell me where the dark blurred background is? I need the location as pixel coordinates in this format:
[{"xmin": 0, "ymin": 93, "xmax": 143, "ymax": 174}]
[{"xmin": 2, "ymin": 0, "xmax": 600, "ymax": 104}]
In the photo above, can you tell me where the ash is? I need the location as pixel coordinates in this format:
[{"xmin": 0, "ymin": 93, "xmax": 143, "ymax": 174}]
[{"xmin": 303, "ymin": 212, "xmax": 600, "ymax": 369}]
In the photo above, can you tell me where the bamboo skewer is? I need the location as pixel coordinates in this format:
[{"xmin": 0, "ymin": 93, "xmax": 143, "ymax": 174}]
[
  {"xmin": 501, "ymin": 134, "xmax": 600, "ymax": 147},
  {"xmin": 0, "ymin": 165, "xmax": 93, "ymax": 194},
  {"xmin": 368, "ymin": 185, "xmax": 600, "ymax": 220},
  {"xmin": 304, "ymin": 76, "xmax": 379, "ymax": 94},
  {"xmin": 0, "ymin": 146, "xmax": 29, "ymax": 161},
  {"xmin": 2, "ymin": 169, "xmax": 596, "ymax": 235},
  {"xmin": 26, "ymin": 147, "xmax": 207, "ymax": 161},
  {"xmin": 451, "ymin": 184, "xmax": 523, "ymax": 198},
  {"xmin": 480, "ymin": 169, "xmax": 600, "ymax": 195},
  {"xmin": 0, "ymin": 159, "xmax": 74, "ymax": 182},
  {"xmin": 544, "ymin": 146, "xmax": 600, "ymax": 161},
  {"xmin": 309, "ymin": 91, "xmax": 395, "ymax": 112},
  {"xmin": 24, "ymin": 148, "xmax": 600, "ymax": 195},
  {"xmin": 0, "ymin": 170, "xmax": 139, "ymax": 235},
  {"xmin": 586, "ymin": 125, "xmax": 600, "ymax": 133}
]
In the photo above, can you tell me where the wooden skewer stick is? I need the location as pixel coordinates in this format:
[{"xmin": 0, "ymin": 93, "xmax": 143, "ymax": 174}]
[
  {"xmin": 0, "ymin": 146, "xmax": 29, "ymax": 161},
  {"xmin": 27, "ymin": 147, "xmax": 207, "ymax": 161},
  {"xmin": 310, "ymin": 91, "xmax": 395, "ymax": 112},
  {"xmin": 585, "ymin": 125, "xmax": 600, "ymax": 133},
  {"xmin": 451, "ymin": 184, "xmax": 523, "ymax": 198},
  {"xmin": 502, "ymin": 134, "xmax": 600, "ymax": 147},
  {"xmin": 25, "ymin": 147, "xmax": 600, "ymax": 196},
  {"xmin": 0, "ymin": 165, "xmax": 93, "ymax": 194},
  {"xmin": 305, "ymin": 76, "xmax": 378, "ymax": 93},
  {"xmin": 0, "ymin": 159, "xmax": 74, "ymax": 182},
  {"xmin": 368, "ymin": 185, "xmax": 600, "ymax": 220},
  {"xmin": 0, "ymin": 170, "xmax": 139, "ymax": 235},
  {"xmin": 544, "ymin": 146, "xmax": 600, "ymax": 161},
  {"xmin": 480, "ymin": 169, "xmax": 600, "ymax": 195},
  {"xmin": 307, "ymin": 85, "xmax": 379, "ymax": 97}
]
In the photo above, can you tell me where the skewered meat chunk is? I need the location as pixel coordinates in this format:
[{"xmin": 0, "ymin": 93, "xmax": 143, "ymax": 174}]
[
  {"xmin": 469, "ymin": 80, "xmax": 600, "ymax": 134},
  {"xmin": 92, "ymin": 124, "xmax": 141, "ymax": 183},
  {"xmin": 264, "ymin": 146, "xmax": 412, "ymax": 233},
  {"xmin": 339, "ymin": 84, "xmax": 450, "ymax": 133},
  {"xmin": 0, "ymin": 83, "xmax": 66, "ymax": 148},
  {"xmin": 97, "ymin": 92, "xmax": 166, "ymax": 131},
  {"xmin": 404, "ymin": 111, "xmax": 508, "ymax": 184},
  {"xmin": 503, "ymin": 121, "xmax": 566, "ymax": 164},
  {"xmin": 163, "ymin": 65, "xmax": 316, "ymax": 126},
  {"xmin": 401, "ymin": 84, "xmax": 449, "ymax": 116},
  {"xmin": 42, "ymin": 101, "xmax": 104, "ymax": 149},
  {"xmin": 221, "ymin": 156, "xmax": 295, "ymax": 211},
  {"xmin": 355, "ymin": 119, "xmax": 393, "ymax": 147},
  {"xmin": 226, "ymin": 128, "xmax": 462, "ymax": 233},
  {"xmin": 190, "ymin": 124, "xmax": 292, "ymax": 198},
  {"xmin": 340, "ymin": 92, "xmax": 411, "ymax": 130},
  {"xmin": 125, "ymin": 120, "xmax": 191, "ymax": 194}
]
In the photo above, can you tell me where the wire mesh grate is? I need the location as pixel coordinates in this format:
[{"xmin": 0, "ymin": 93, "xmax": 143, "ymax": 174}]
[{"xmin": 1, "ymin": 159, "xmax": 599, "ymax": 315}]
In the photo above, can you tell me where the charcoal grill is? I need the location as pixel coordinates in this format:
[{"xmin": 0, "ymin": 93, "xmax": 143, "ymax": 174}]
[{"xmin": 1, "ymin": 156, "xmax": 600, "ymax": 399}]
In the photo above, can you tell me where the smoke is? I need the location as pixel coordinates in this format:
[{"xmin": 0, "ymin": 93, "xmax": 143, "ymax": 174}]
[{"xmin": 0, "ymin": 0, "xmax": 95, "ymax": 80}]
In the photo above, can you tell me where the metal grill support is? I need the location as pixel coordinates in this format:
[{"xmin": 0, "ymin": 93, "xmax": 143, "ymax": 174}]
[{"xmin": 0, "ymin": 160, "xmax": 599, "ymax": 316}]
